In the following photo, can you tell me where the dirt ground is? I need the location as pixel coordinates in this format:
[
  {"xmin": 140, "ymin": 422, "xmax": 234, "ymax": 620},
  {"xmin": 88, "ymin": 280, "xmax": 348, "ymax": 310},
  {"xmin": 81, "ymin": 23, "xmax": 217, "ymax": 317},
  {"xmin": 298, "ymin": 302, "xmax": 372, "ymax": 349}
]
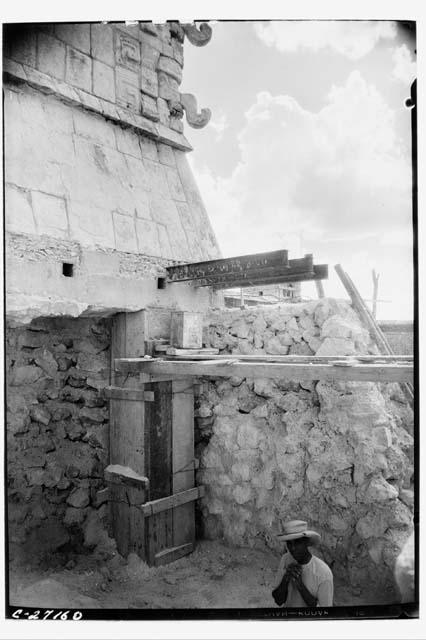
[{"xmin": 8, "ymin": 539, "xmax": 377, "ymax": 612}]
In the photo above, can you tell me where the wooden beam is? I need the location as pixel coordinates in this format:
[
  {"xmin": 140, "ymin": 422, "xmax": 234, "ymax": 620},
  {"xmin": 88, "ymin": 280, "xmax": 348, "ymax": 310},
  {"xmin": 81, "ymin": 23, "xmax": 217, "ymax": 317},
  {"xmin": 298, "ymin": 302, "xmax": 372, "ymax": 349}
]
[
  {"xmin": 166, "ymin": 249, "xmax": 289, "ymax": 282},
  {"xmin": 104, "ymin": 386, "xmax": 154, "ymax": 402},
  {"xmin": 110, "ymin": 311, "xmax": 147, "ymax": 559},
  {"xmin": 161, "ymin": 354, "xmax": 413, "ymax": 363},
  {"xmin": 315, "ymin": 279, "xmax": 325, "ymax": 298},
  {"xmin": 188, "ymin": 257, "xmax": 323, "ymax": 289},
  {"xmin": 142, "ymin": 486, "xmax": 205, "ymax": 516},
  {"xmin": 115, "ymin": 358, "xmax": 413, "ymax": 383},
  {"xmin": 208, "ymin": 266, "xmax": 328, "ymax": 290}
]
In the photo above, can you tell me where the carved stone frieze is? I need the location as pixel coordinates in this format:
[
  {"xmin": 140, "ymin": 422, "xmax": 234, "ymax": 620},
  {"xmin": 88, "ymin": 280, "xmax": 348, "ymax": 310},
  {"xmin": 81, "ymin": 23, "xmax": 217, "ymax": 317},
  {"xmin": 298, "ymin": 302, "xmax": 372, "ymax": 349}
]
[
  {"xmin": 180, "ymin": 93, "xmax": 211, "ymax": 129},
  {"xmin": 183, "ymin": 22, "xmax": 212, "ymax": 47},
  {"xmin": 115, "ymin": 31, "xmax": 141, "ymax": 71}
]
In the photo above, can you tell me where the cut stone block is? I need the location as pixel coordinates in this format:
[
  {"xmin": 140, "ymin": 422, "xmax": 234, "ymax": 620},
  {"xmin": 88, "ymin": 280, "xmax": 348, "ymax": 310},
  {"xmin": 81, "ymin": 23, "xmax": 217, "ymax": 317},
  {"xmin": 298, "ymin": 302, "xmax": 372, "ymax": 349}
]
[
  {"xmin": 37, "ymin": 34, "xmax": 66, "ymax": 80},
  {"xmin": 32, "ymin": 191, "xmax": 68, "ymax": 239},
  {"xmin": 91, "ymin": 24, "xmax": 114, "ymax": 66},
  {"xmin": 157, "ymin": 55, "xmax": 182, "ymax": 83},
  {"xmin": 135, "ymin": 218, "xmax": 161, "ymax": 256},
  {"xmin": 140, "ymin": 94, "xmax": 160, "ymax": 121},
  {"xmin": 55, "ymin": 24, "xmax": 90, "ymax": 53},
  {"xmin": 115, "ymin": 125, "xmax": 142, "ymax": 159},
  {"xmin": 5, "ymin": 184, "xmax": 36, "ymax": 235},
  {"xmin": 69, "ymin": 201, "xmax": 115, "ymax": 248},
  {"xmin": 66, "ymin": 47, "xmax": 92, "ymax": 92},
  {"xmin": 112, "ymin": 212, "xmax": 138, "ymax": 252},
  {"xmin": 149, "ymin": 196, "xmax": 178, "ymax": 227},
  {"xmin": 141, "ymin": 66, "xmax": 159, "ymax": 98},
  {"xmin": 92, "ymin": 59, "xmax": 115, "ymax": 102},
  {"xmin": 140, "ymin": 137, "xmax": 159, "ymax": 162},
  {"xmin": 164, "ymin": 166, "xmax": 186, "ymax": 201},
  {"xmin": 115, "ymin": 67, "xmax": 140, "ymax": 112},
  {"xmin": 157, "ymin": 142, "xmax": 176, "ymax": 166},
  {"xmin": 7, "ymin": 26, "xmax": 37, "ymax": 66}
]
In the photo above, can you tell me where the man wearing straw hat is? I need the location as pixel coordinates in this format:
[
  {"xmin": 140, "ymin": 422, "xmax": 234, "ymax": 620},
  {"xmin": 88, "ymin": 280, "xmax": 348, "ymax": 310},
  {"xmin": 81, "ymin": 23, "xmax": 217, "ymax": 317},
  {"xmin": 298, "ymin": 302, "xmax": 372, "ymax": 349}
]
[{"xmin": 272, "ymin": 520, "xmax": 334, "ymax": 607}]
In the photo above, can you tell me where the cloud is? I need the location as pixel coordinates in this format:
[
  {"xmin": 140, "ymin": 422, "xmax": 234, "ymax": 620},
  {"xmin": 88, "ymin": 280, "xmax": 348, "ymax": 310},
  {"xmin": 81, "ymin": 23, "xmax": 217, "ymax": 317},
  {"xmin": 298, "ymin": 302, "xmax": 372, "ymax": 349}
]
[
  {"xmin": 190, "ymin": 71, "xmax": 413, "ymax": 317},
  {"xmin": 392, "ymin": 44, "xmax": 416, "ymax": 84},
  {"xmin": 207, "ymin": 110, "xmax": 229, "ymax": 141},
  {"xmin": 254, "ymin": 20, "xmax": 397, "ymax": 60}
]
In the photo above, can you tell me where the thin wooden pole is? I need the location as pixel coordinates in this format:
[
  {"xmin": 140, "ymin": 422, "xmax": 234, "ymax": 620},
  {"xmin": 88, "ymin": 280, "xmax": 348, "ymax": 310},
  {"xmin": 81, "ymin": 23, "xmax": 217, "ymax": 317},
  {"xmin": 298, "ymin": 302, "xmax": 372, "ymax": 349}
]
[{"xmin": 372, "ymin": 269, "xmax": 380, "ymax": 318}]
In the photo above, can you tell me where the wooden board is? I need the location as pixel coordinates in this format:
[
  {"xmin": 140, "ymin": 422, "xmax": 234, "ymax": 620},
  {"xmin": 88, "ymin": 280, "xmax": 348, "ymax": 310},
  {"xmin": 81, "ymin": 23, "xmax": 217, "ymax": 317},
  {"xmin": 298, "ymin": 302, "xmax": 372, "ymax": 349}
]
[
  {"xmin": 109, "ymin": 311, "xmax": 147, "ymax": 558},
  {"xmin": 172, "ymin": 378, "xmax": 195, "ymax": 549},
  {"xmin": 154, "ymin": 543, "xmax": 194, "ymax": 567},
  {"xmin": 116, "ymin": 358, "xmax": 413, "ymax": 384},
  {"xmin": 166, "ymin": 249, "xmax": 289, "ymax": 282},
  {"xmin": 144, "ymin": 380, "xmax": 173, "ymax": 565},
  {"xmin": 142, "ymin": 486, "xmax": 205, "ymax": 516},
  {"xmin": 163, "ymin": 354, "xmax": 413, "ymax": 363},
  {"xmin": 104, "ymin": 386, "xmax": 154, "ymax": 402}
]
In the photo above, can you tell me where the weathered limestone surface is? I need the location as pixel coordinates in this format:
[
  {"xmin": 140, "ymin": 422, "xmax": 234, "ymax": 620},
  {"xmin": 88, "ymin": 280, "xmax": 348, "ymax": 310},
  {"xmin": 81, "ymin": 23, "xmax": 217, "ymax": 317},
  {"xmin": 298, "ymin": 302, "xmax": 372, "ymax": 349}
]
[
  {"xmin": 196, "ymin": 299, "xmax": 414, "ymax": 602},
  {"xmin": 4, "ymin": 22, "xmax": 221, "ymax": 322},
  {"xmin": 4, "ymin": 85, "xmax": 219, "ymax": 263},
  {"xmin": 7, "ymin": 317, "xmax": 112, "ymax": 562}
]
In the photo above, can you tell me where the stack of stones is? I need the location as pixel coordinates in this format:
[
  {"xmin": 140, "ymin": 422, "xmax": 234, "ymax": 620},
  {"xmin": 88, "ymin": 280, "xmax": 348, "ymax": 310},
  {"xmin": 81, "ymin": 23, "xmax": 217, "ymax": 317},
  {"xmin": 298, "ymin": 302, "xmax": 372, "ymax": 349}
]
[
  {"xmin": 6, "ymin": 317, "xmax": 111, "ymax": 562},
  {"xmin": 196, "ymin": 299, "xmax": 414, "ymax": 601}
]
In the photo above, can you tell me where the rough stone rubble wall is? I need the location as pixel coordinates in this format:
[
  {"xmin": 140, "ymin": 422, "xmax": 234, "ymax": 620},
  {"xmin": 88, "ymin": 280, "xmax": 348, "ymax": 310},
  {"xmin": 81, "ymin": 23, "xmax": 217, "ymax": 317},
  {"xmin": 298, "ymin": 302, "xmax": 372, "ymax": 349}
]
[
  {"xmin": 196, "ymin": 299, "xmax": 414, "ymax": 601},
  {"xmin": 7, "ymin": 317, "xmax": 112, "ymax": 561}
]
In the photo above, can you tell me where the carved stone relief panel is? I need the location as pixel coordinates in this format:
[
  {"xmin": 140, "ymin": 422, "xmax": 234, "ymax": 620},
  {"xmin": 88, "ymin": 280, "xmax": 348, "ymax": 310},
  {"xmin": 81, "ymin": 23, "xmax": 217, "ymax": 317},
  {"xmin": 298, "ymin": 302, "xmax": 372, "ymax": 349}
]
[{"xmin": 115, "ymin": 30, "xmax": 141, "ymax": 71}]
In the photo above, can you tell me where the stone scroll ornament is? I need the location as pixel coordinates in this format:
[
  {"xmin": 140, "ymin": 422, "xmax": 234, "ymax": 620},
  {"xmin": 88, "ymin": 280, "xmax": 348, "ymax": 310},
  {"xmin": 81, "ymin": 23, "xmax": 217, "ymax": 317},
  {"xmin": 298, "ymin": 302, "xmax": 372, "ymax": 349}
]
[
  {"xmin": 179, "ymin": 93, "xmax": 211, "ymax": 129},
  {"xmin": 182, "ymin": 22, "xmax": 213, "ymax": 46}
]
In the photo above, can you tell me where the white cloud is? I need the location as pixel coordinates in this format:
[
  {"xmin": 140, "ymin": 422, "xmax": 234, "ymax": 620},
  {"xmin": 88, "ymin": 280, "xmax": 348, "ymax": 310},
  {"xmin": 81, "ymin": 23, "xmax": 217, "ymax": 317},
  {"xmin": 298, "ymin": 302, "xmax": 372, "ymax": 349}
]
[
  {"xmin": 207, "ymin": 110, "xmax": 229, "ymax": 141},
  {"xmin": 392, "ymin": 44, "xmax": 416, "ymax": 84},
  {"xmin": 254, "ymin": 20, "xmax": 397, "ymax": 60},
  {"xmin": 190, "ymin": 71, "xmax": 413, "ymax": 317}
]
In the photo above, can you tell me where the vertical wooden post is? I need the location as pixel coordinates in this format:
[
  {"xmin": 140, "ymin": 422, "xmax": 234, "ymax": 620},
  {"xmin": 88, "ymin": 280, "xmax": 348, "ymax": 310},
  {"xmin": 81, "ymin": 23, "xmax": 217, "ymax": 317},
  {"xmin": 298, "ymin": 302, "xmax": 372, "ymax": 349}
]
[
  {"xmin": 109, "ymin": 311, "xmax": 147, "ymax": 558},
  {"xmin": 315, "ymin": 280, "xmax": 325, "ymax": 299},
  {"xmin": 372, "ymin": 269, "xmax": 379, "ymax": 319},
  {"xmin": 172, "ymin": 378, "xmax": 195, "ymax": 549}
]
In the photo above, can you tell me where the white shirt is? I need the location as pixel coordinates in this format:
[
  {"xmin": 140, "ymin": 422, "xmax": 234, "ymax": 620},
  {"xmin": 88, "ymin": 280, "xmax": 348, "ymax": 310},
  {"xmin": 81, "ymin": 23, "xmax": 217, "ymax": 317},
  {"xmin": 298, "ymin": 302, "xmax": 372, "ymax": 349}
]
[{"xmin": 274, "ymin": 552, "xmax": 334, "ymax": 607}]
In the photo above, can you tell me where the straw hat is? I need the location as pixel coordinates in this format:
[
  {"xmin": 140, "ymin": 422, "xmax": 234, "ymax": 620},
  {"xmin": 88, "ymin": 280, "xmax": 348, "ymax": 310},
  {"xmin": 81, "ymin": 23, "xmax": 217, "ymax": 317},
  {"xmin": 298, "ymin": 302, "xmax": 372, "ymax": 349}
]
[{"xmin": 277, "ymin": 520, "xmax": 321, "ymax": 545}]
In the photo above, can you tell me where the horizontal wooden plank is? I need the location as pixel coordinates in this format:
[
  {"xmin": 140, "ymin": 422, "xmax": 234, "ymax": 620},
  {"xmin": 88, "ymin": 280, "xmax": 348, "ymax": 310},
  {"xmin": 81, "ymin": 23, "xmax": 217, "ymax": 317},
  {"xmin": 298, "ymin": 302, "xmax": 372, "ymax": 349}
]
[
  {"xmin": 166, "ymin": 347, "xmax": 220, "ymax": 356},
  {"xmin": 165, "ymin": 354, "xmax": 413, "ymax": 363},
  {"xmin": 142, "ymin": 486, "xmax": 205, "ymax": 516},
  {"xmin": 154, "ymin": 543, "xmax": 194, "ymax": 566},
  {"xmin": 207, "ymin": 265, "xmax": 328, "ymax": 289},
  {"xmin": 104, "ymin": 386, "xmax": 155, "ymax": 402},
  {"xmin": 166, "ymin": 249, "xmax": 289, "ymax": 282},
  {"xmin": 105, "ymin": 464, "xmax": 150, "ymax": 488},
  {"xmin": 116, "ymin": 358, "xmax": 414, "ymax": 383},
  {"xmin": 139, "ymin": 373, "xmax": 180, "ymax": 383}
]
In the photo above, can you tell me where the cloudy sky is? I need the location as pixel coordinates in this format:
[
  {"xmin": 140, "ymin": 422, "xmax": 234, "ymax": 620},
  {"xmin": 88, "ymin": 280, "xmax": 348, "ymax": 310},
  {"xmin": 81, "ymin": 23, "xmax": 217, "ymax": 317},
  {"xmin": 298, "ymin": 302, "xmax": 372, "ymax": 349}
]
[{"xmin": 181, "ymin": 20, "xmax": 416, "ymax": 321}]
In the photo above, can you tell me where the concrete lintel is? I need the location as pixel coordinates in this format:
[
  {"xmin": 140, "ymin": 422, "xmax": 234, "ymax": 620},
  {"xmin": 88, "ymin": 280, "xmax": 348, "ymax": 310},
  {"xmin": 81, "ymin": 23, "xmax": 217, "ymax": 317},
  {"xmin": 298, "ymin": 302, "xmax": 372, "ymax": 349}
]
[{"xmin": 6, "ymin": 247, "xmax": 219, "ymax": 325}]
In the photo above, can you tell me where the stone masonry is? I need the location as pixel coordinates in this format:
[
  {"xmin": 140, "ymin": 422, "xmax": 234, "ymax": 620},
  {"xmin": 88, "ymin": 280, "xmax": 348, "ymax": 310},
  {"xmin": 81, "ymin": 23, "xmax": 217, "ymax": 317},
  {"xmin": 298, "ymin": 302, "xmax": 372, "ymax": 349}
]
[
  {"xmin": 7, "ymin": 317, "xmax": 112, "ymax": 563},
  {"xmin": 4, "ymin": 22, "xmax": 221, "ymax": 324},
  {"xmin": 196, "ymin": 299, "xmax": 414, "ymax": 603}
]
